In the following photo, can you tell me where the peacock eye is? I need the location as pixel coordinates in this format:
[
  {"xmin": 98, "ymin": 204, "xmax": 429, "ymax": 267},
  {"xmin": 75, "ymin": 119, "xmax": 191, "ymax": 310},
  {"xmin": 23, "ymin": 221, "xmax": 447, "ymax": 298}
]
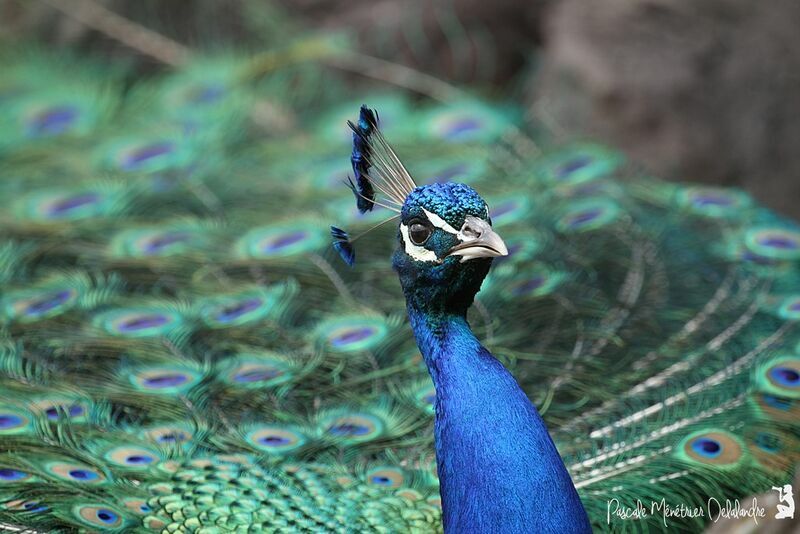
[{"xmin": 409, "ymin": 221, "xmax": 432, "ymax": 245}]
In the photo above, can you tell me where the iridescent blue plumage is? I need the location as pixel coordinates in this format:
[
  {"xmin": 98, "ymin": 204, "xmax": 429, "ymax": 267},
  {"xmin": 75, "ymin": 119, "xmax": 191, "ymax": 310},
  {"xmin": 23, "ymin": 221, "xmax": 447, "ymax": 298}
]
[
  {"xmin": 347, "ymin": 106, "xmax": 379, "ymax": 213},
  {"xmin": 402, "ymin": 182, "xmax": 487, "ymax": 223},
  {"xmin": 392, "ymin": 181, "xmax": 590, "ymax": 532},
  {"xmin": 330, "ymin": 225, "xmax": 355, "ymax": 266},
  {"xmin": 407, "ymin": 311, "xmax": 591, "ymax": 533}
]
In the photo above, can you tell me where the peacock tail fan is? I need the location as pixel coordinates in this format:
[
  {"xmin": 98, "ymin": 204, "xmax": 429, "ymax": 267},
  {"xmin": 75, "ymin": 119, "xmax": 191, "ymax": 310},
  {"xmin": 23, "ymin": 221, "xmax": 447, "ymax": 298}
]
[{"xmin": 0, "ymin": 5, "xmax": 797, "ymax": 533}]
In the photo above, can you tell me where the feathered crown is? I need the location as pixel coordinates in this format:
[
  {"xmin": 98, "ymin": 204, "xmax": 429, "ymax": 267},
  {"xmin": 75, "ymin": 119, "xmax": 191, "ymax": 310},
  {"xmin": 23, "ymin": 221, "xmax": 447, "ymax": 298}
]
[{"xmin": 331, "ymin": 106, "xmax": 418, "ymax": 266}]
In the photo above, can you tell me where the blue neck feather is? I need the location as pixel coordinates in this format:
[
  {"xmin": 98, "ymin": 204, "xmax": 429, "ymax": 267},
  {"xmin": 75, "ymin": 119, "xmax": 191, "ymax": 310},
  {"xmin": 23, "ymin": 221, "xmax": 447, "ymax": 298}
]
[{"xmin": 407, "ymin": 305, "xmax": 591, "ymax": 533}]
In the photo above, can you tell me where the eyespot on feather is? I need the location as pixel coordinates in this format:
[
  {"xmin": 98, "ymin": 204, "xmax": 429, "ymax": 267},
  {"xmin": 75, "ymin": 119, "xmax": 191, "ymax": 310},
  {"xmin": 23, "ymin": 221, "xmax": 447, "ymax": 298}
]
[
  {"xmin": 141, "ymin": 423, "xmax": 194, "ymax": 445},
  {"xmin": 755, "ymin": 356, "xmax": 800, "ymax": 399},
  {"xmin": 25, "ymin": 103, "xmax": 81, "ymax": 137},
  {"xmin": 556, "ymin": 199, "xmax": 621, "ymax": 233},
  {"xmin": 749, "ymin": 392, "xmax": 799, "ymax": 423},
  {"xmin": 235, "ymin": 223, "xmax": 326, "ymax": 259},
  {"xmin": 129, "ymin": 365, "xmax": 202, "ymax": 395},
  {"xmin": 104, "ymin": 445, "xmax": 160, "ymax": 468},
  {"xmin": 4, "ymin": 500, "xmax": 48, "ymax": 513},
  {"xmin": 675, "ymin": 430, "xmax": 746, "ymax": 469},
  {"xmin": 320, "ymin": 412, "xmax": 384, "ymax": 444},
  {"xmin": 199, "ymin": 291, "xmax": 276, "ymax": 329},
  {"xmin": 73, "ymin": 504, "xmax": 126, "ymax": 529},
  {"xmin": 3, "ymin": 287, "xmax": 79, "ymax": 323},
  {"xmin": 122, "ymin": 498, "xmax": 152, "ymax": 515},
  {"xmin": 678, "ymin": 186, "xmax": 751, "ymax": 218},
  {"xmin": 0, "ymin": 468, "xmax": 33, "ymax": 483},
  {"xmin": 93, "ymin": 307, "xmax": 183, "ymax": 338},
  {"xmin": 366, "ymin": 467, "xmax": 405, "ymax": 489},
  {"xmin": 420, "ymin": 104, "xmax": 511, "ymax": 143},
  {"xmin": 108, "ymin": 227, "xmax": 207, "ymax": 258},
  {"xmin": 745, "ymin": 428, "xmax": 800, "ymax": 474},
  {"xmin": 33, "ymin": 400, "xmax": 87, "ymax": 423},
  {"xmin": 744, "ymin": 227, "xmax": 800, "ymax": 260},
  {"xmin": 314, "ymin": 316, "xmax": 389, "ymax": 353},
  {"xmin": 777, "ymin": 295, "xmax": 800, "ymax": 320},
  {"xmin": 44, "ymin": 461, "xmax": 106, "ymax": 484},
  {"xmin": 539, "ymin": 145, "xmax": 622, "ymax": 187},
  {"xmin": 16, "ymin": 189, "xmax": 112, "ymax": 222},
  {"xmin": 245, "ymin": 425, "xmax": 307, "ymax": 454},
  {"xmin": 103, "ymin": 138, "xmax": 187, "ymax": 174},
  {"xmin": 0, "ymin": 406, "xmax": 34, "ymax": 435},
  {"xmin": 219, "ymin": 354, "xmax": 293, "ymax": 389}
]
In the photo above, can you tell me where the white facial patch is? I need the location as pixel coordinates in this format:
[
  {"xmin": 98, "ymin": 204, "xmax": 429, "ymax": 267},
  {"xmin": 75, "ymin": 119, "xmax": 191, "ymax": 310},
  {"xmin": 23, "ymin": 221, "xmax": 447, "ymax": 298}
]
[
  {"xmin": 400, "ymin": 223, "xmax": 441, "ymax": 263},
  {"xmin": 422, "ymin": 208, "xmax": 459, "ymax": 235},
  {"xmin": 423, "ymin": 208, "xmax": 491, "ymax": 244},
  {"xmin": 401, "ymin": 208, "xmax": 493, "ymax": 263}
]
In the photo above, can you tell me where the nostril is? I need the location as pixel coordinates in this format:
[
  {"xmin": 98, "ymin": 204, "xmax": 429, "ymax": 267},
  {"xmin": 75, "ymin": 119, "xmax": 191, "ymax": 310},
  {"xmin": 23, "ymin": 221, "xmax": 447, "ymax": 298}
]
[{"xmin": 463, "ymin": 224, "xmax": 482, "ymax": 239}]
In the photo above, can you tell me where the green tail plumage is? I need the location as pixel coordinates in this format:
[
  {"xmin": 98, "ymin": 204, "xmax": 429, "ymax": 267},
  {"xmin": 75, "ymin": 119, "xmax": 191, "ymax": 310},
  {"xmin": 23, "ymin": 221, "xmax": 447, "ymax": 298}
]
[{"xmin": 1, "ymin": 7, "xmax": 798, "ymax": 533}]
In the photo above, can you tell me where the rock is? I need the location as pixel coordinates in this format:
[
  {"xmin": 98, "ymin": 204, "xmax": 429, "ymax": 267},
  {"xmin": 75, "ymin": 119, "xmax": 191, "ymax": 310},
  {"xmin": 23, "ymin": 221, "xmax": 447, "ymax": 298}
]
[{"xmin": 540, "ymin": 0, "xmax": 800, "ymax": 219}]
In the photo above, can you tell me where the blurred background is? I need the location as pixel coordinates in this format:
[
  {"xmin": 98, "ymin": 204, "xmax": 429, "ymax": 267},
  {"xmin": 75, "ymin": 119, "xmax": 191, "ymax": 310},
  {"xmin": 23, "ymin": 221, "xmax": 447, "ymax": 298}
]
[{"xmin": 3, "ymin": 0, "xmax": 797, "ymax": 219}]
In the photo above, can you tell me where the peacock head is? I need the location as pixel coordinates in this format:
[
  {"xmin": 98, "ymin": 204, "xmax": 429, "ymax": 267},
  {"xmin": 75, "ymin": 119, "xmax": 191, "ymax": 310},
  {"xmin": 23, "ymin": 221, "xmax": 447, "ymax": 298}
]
[
  {"xmin": 393, "ymin": 182, "xmax": 507, "ymax": 314},
  {"xmin": 332, "ymin": 105, "xmax": 507, "ymax": 315}
]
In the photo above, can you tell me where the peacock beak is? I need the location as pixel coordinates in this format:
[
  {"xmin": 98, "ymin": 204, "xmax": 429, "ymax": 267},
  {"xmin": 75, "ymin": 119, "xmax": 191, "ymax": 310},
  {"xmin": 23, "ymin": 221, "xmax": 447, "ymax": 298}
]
[{"xmin": 446, "ymin": 216, "xmax": 509, "ymax": 263}]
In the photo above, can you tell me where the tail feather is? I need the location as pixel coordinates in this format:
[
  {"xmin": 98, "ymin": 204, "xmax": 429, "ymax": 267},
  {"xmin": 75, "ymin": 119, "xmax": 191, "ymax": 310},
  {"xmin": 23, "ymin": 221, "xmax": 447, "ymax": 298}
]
[{"xmin": 0, "ymin": 29, "xmax": 796, "ymax": 534}]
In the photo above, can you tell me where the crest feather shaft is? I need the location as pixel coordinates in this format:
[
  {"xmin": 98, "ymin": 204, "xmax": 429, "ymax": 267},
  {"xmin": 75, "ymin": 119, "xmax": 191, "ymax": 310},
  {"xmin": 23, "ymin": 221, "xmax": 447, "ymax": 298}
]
[{"xmin": 347, "ymin": 106, "xmax": 416, "ymax": 213}]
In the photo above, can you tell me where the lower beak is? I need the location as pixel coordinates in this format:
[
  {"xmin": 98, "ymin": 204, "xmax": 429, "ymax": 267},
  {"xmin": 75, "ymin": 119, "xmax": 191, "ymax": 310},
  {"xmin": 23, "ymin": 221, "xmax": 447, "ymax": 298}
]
[{"xmin": 446, "ymin": 227, "xmax": 509, "ymax": 263}]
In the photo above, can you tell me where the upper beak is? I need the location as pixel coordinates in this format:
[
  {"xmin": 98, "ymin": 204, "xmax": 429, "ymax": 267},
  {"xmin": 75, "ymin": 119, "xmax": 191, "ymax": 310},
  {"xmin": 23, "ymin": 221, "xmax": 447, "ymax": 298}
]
[{"xmin": 446, "ymin": 216, "xmax": 509, "ymax": 263}]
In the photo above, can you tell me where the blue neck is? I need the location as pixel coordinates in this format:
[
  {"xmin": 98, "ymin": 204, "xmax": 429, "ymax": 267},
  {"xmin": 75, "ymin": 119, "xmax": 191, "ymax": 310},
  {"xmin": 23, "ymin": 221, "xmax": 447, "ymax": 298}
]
[{"xmin": 407, "ymin": 305, "xmax": 591, "ymax": 533}]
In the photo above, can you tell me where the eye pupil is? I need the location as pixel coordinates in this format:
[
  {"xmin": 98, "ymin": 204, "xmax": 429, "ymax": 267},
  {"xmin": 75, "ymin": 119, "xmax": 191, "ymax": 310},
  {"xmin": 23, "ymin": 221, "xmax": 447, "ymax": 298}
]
[{"xmin": 409, "ymin": 223, "xmax": 431, "ymax": 245}]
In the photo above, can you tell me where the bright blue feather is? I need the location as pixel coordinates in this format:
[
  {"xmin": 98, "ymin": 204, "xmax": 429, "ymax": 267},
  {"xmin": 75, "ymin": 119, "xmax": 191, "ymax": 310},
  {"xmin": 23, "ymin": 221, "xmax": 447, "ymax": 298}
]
[
  {"xmin": 406, "ymin": 309, "xmax": 592, "ymax": 533},
  {"xmin": 347, "ymin": 106, "xmax": 379, "ymax": 213},
  {"xmin": 330, "ymin": 226, "xmax": 355, "ymax": 266}
]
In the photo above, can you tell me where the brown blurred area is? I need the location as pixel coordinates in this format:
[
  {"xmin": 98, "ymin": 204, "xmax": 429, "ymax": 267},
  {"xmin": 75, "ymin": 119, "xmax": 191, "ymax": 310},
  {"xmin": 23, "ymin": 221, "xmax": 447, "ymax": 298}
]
[
  {"xmin": 541, "ymin": 0, "xmax": 800, "ymax": 220},
  {"xmin": 2, "ymin": 0, "xmax": 798, "ymax": 219}
]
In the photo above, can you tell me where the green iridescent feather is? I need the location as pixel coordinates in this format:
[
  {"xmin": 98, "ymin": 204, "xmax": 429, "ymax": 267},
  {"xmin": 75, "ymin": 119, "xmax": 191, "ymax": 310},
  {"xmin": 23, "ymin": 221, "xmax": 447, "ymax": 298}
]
[{"xmin": 0, "ymin": 13, "xmax": 797, "ymax": 534}]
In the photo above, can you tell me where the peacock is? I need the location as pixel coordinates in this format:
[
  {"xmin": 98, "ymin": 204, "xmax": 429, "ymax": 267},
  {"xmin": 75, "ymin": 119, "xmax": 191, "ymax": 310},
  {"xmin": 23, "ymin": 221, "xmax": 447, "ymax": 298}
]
[{"xmin": 1, "ymin": 4, "xmax": 799, "ymax": 533}]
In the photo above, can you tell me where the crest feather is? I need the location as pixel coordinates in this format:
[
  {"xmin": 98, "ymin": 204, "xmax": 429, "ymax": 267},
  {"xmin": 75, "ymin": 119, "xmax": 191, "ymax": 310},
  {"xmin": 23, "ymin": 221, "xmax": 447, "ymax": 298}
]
[
  {"xmin": 330, "ymin": 226, "xmax": 355, "ymax": 266},
  {"xmin": 347, "ymin": 106, "xmax": 416, "ymax": 213}
]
